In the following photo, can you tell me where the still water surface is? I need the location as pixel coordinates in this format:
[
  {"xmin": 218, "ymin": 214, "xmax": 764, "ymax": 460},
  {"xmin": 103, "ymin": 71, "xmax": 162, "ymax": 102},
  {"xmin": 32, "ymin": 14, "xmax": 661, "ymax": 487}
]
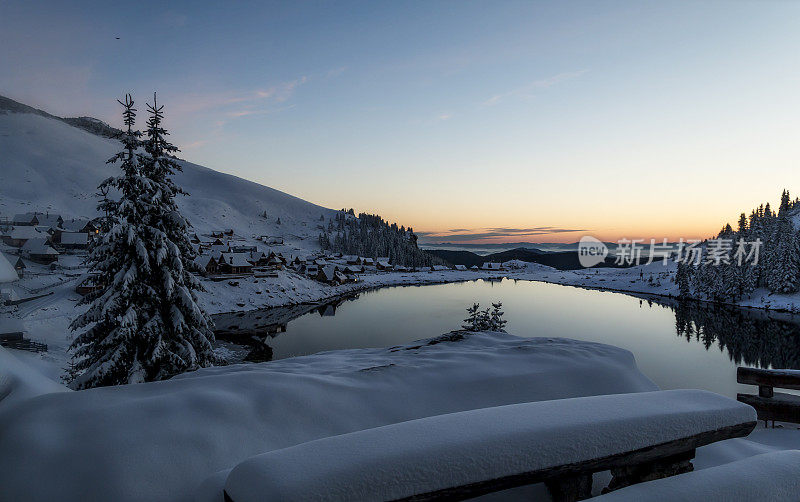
[{"xmin": 213, "ymin": 278, "xmax": 800, "ymax": 398}]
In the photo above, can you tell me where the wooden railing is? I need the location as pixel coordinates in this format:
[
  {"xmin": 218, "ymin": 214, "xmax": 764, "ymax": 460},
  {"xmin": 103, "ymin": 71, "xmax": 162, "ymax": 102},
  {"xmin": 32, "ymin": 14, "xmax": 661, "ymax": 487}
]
[{"xmin": 737, "ymin": 367, "xmax": 800, "ymax": 427}]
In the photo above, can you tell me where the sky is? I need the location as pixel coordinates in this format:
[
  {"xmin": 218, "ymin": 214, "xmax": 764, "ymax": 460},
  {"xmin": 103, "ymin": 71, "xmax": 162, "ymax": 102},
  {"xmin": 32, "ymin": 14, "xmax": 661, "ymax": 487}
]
[{"xmin": 1, "ymin": 0, "xmax": 799, "ymax": 244}]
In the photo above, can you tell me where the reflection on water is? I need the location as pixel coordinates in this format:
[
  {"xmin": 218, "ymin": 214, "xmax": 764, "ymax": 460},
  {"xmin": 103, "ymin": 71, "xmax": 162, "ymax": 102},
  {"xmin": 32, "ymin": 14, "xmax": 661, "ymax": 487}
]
[
  {"xmin": 666, "ymin": 299, "xmax": 800, "ymax": 369},
  {"xmin": 212, "ymin": 278, "xmax": 800, "ymax": 397}
]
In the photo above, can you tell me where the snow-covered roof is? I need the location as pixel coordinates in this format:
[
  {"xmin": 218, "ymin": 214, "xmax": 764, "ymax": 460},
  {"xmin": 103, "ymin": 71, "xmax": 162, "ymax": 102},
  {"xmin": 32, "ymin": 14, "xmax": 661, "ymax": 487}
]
[
  {"xmin": 60, "ymin": 232, "xmax": 88, "ymax": 245},
  {"xmin": 481, "ymin": 262, "xmax": 501, "ymax": 270},
  {"xmin": 12, "ymin": 212, "xmax": 37, "ymax": 224},
  {"xmin": 21, "ymin": 238, "xmax": 59, "ymax": 255},
  {"xmin": 8, "ymin": 226, "xmax": 41, "ymax": 240},
  {"xmin": 454, "ymin": 265, "xmax": 467, "ymax": 270},
  {"xmin": 432, "ymin": 265, "xmax": 449, "ymax": 271},
  {"xmin": 220, "ymin": 253, "xmax": 252, "ymax": 268},
  {"xmin": 222, "ymin": 253, "xmax": 253, "ymax": 267},
  {"xmin": 317, "ymin": 264, "xmax": 337, "ymax": 282},
  {"xmin": 62, "ymin": 218, "xmax": 92, "ymax": 232},
  {"xmin": 36, "ymin": 214, "xmax": 62, "ymax": 228},
  {"xmin": 0, "ymin": 252, "xmax": 18, "ymax": 283}
]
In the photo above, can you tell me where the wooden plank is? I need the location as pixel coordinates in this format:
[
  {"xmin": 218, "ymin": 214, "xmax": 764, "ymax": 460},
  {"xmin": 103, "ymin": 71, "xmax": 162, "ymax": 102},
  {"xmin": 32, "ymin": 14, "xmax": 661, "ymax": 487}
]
[
  {"xmin": 737, "ymin": 393, "xmax": 800, "ymax": 424},
  {"xmin": 388, "ymin": 421, "xmax": 756, "ymax": 502},
  {"xmin": 737, "ymin": 367, "xmax": 800, "ymax": 391}
]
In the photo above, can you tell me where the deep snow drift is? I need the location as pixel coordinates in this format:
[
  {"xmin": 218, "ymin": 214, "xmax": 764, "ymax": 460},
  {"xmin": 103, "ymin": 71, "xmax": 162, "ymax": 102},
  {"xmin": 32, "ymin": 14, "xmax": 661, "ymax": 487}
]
[{"xmin": 0, "ymin": 331, "xmax": 657, "ymax": 502}]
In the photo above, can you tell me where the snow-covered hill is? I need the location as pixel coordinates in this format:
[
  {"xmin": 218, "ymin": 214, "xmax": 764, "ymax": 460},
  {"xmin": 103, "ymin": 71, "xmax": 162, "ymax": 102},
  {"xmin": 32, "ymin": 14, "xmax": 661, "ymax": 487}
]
[{"xmin": 0, "ymin": 101, "xmax": 336, "ymax": 245}]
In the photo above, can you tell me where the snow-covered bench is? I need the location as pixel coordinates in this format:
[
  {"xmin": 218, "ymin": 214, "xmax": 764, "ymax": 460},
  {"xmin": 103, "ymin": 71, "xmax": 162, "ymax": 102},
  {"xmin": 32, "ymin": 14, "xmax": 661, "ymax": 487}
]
[
  {"xmin": 591, "ymin": 450, "xmax": 800, "ymax": 501},
  {"xmin": 223, "ymin": 390, "xmax": 757, "ymax": 502}
]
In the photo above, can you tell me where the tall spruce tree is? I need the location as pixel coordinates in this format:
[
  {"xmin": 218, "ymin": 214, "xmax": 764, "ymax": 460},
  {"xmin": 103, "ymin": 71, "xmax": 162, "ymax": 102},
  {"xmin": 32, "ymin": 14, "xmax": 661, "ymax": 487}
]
[{"xmin": 68, "ymin": 95, "xmax": 217, "ymax": 389}]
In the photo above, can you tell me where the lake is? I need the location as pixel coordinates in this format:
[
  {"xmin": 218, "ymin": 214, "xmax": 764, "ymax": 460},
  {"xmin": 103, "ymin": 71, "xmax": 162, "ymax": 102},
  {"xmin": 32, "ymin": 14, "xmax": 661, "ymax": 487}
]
[{"xmin": 213, "ymin": 278, "xmax": 800, "ymax": 398}]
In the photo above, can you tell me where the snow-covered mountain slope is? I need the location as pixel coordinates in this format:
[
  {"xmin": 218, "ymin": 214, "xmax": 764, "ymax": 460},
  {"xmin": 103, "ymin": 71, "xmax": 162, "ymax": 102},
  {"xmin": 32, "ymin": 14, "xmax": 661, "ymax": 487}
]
[{"xmin": 0, "ymin": 108, "xmax": 336, "ymax": 242}]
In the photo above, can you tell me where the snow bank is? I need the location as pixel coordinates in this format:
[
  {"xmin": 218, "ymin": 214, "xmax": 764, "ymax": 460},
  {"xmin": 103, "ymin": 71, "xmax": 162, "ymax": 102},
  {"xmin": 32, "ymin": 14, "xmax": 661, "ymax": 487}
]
[
  {"xmin": 224, "ymin": 390, "xmax": 755, "ymax": 502},
  {"xmin": 0, "ymin": 346, "xmax": 69, "ymax": 408},
  {"xmin": 594, "ymin": 450, "xmax": 800, "ymax": 501},
  {"xmin": 0, "ymin": 332, "xmax": 657, "ymax": 502}
]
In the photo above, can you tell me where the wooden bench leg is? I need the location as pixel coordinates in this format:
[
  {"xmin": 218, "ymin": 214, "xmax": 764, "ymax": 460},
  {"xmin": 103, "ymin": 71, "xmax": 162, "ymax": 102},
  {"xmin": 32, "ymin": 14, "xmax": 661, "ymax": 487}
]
[
  {"xmin": 603, "ymin": 449, "xmax": 695, "ymax": 493},
  {"xmin": 545, "ymin": 473, "xmax": 593, "ymax": 502}
]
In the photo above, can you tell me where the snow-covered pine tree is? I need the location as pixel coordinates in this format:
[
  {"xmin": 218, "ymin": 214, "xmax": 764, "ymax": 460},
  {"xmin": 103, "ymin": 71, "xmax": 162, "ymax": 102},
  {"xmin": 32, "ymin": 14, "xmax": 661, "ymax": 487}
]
[
  {"xmin": 68, "ymin": 95, "xmax": 217, "ymax": 389},
  {"xmin": 767, "ymin": 211, "xmax": 800, "ymax": 294},
  {"xmin": 138, "ymin": 93, "xmax": 218, "ymax": 378}
]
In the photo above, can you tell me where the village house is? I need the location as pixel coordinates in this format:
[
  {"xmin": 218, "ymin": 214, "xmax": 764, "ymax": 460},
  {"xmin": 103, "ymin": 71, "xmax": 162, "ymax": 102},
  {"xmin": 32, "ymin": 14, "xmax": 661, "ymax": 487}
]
[
  {"xmin": 265, "ymin": 254, "xmax": 283, "ymax": 270},
  {"xmin": 34, "ymin": 213, "xmax": 63, "ymax": 231},
  {"xmin": 344, "ymin": 265, "xmax": 363, "ymax": 274},
  {"xmin": 209, "ymin": 243, "xmax": 230, "ymax": 258},
  {"xmin": 454, "ymin": 264, "xmax": 468, "ymax": 271},
  {"xmin": 21, "ymin": 238, "xmax": 59, "ymax": 264},
  {"xmin": 362, "ymin": 257, "xmax": 375, "ymax": 267},
  {"xmin": 376, "ymin": 259, "xmax": 392, "ymax": 271},
  {"xmin": 194, "ymin": 255, "xmax": 219, "ymax": 275},
  {"xmin": 431, "ymin": 265, "xmax": 450, "ymax": 272},
  {"xmin": 470, "ymin": 265, "xmax": 479, "ymax": 271},
  {"xmin": 315, "ymin": 265, "xmax": 347, "ymax": 285},
  {"xmin": 12, "ymin": 213, "xmax": 39, "ymax": 226},
  {"xmin": 62, "ymin": 218, "xmax": 98, "ymax": 235},
  {"xmin": 303, "ymin": 263, "xmax": 319, "ymax": 277},
  {"xmin": 343, "ymin": 255, "xmax": 362, "ymax": 265},
  {"xmin": 2, "ymin": 226, "xmax": 43, "ymax": 248},
  {"xmin": 218, "ymin": 253, "xmax": 253, "ymax": 275},
  {"xmin": 248, "ymin": 251, "xmax": 268, "ymax": 266},
  {"xmin": 481, "ymin": 262, "xmax": 504, "ymax": 271},
  {"xmin": 393, "ymin": 264, "xmax": 409, "ymax": 272},
  {"xmin": 60, "ymin": 232, "xmax": 89, "ymax": 250}
]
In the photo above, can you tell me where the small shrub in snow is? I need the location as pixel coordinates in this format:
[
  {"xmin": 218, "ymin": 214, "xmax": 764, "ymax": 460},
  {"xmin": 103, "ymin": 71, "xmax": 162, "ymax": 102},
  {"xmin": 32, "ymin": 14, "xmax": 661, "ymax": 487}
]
[{"xmin": 462, "ymin": 302, "xmax": 507, "ymax": 332}]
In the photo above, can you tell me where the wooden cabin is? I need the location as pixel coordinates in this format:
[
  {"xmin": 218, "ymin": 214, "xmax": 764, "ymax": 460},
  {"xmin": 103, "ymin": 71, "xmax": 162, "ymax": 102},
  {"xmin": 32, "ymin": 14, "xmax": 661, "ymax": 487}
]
[
  {"xmin": 21, "ymin": 238, "xmax": 59, "ymax": 264},
  {"xmin": 219, "ymin": 253, "xmax": 253, "ymax": 275}
]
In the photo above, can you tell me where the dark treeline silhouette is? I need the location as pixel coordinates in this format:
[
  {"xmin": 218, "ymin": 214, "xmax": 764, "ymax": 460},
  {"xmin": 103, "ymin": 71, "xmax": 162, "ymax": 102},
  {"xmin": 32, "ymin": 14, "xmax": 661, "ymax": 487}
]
[{"xmin": 319, "ymin": 209, "xmax": 444, "ymax": 267}]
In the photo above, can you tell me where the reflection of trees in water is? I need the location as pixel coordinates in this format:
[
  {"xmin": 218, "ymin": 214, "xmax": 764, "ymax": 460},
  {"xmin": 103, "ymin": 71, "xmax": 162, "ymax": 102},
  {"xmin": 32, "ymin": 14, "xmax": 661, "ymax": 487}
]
[
  {"xmin": 214, "ymin": 298, "xmax": 350, "ymax": 363},
  {"xmin": 659, "ymin": 299, "xmax": 800, "ymax": 369}
]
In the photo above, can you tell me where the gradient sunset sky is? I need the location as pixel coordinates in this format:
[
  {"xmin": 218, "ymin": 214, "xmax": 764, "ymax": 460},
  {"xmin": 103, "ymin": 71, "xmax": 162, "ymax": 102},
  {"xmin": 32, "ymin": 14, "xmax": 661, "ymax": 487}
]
[{"xmin": 2, "ymin": 1, "xmax": 799, "ymax": 243}]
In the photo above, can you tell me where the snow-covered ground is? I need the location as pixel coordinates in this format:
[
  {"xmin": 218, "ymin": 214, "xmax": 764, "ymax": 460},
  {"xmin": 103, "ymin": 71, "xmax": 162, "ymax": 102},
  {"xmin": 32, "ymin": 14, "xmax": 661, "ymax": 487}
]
[
  {"xmin": 1, "ymin": 330, "xmax": 798, "ymax": 502},
  {"xmin": 1, "ymin": 243, "xmax": 507, "ymax": 380},
  {"xmin": 0, "ymin": 111, "xmax": 337, "ymax": 240},
  {"xmin": 0, "ymin": 331, "xmax": 656, "ymax": 502}
]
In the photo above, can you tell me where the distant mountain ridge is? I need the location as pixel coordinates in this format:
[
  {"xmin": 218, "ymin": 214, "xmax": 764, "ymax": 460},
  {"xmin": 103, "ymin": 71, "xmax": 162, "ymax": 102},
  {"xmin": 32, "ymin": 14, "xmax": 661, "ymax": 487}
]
[
  {"xmin": 428, "ymin": 247, "xmax": 626, "ymax": 270},
  {"xmin": 0, "ymin": 95, "xmax": 122, "ymax": 139}
]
